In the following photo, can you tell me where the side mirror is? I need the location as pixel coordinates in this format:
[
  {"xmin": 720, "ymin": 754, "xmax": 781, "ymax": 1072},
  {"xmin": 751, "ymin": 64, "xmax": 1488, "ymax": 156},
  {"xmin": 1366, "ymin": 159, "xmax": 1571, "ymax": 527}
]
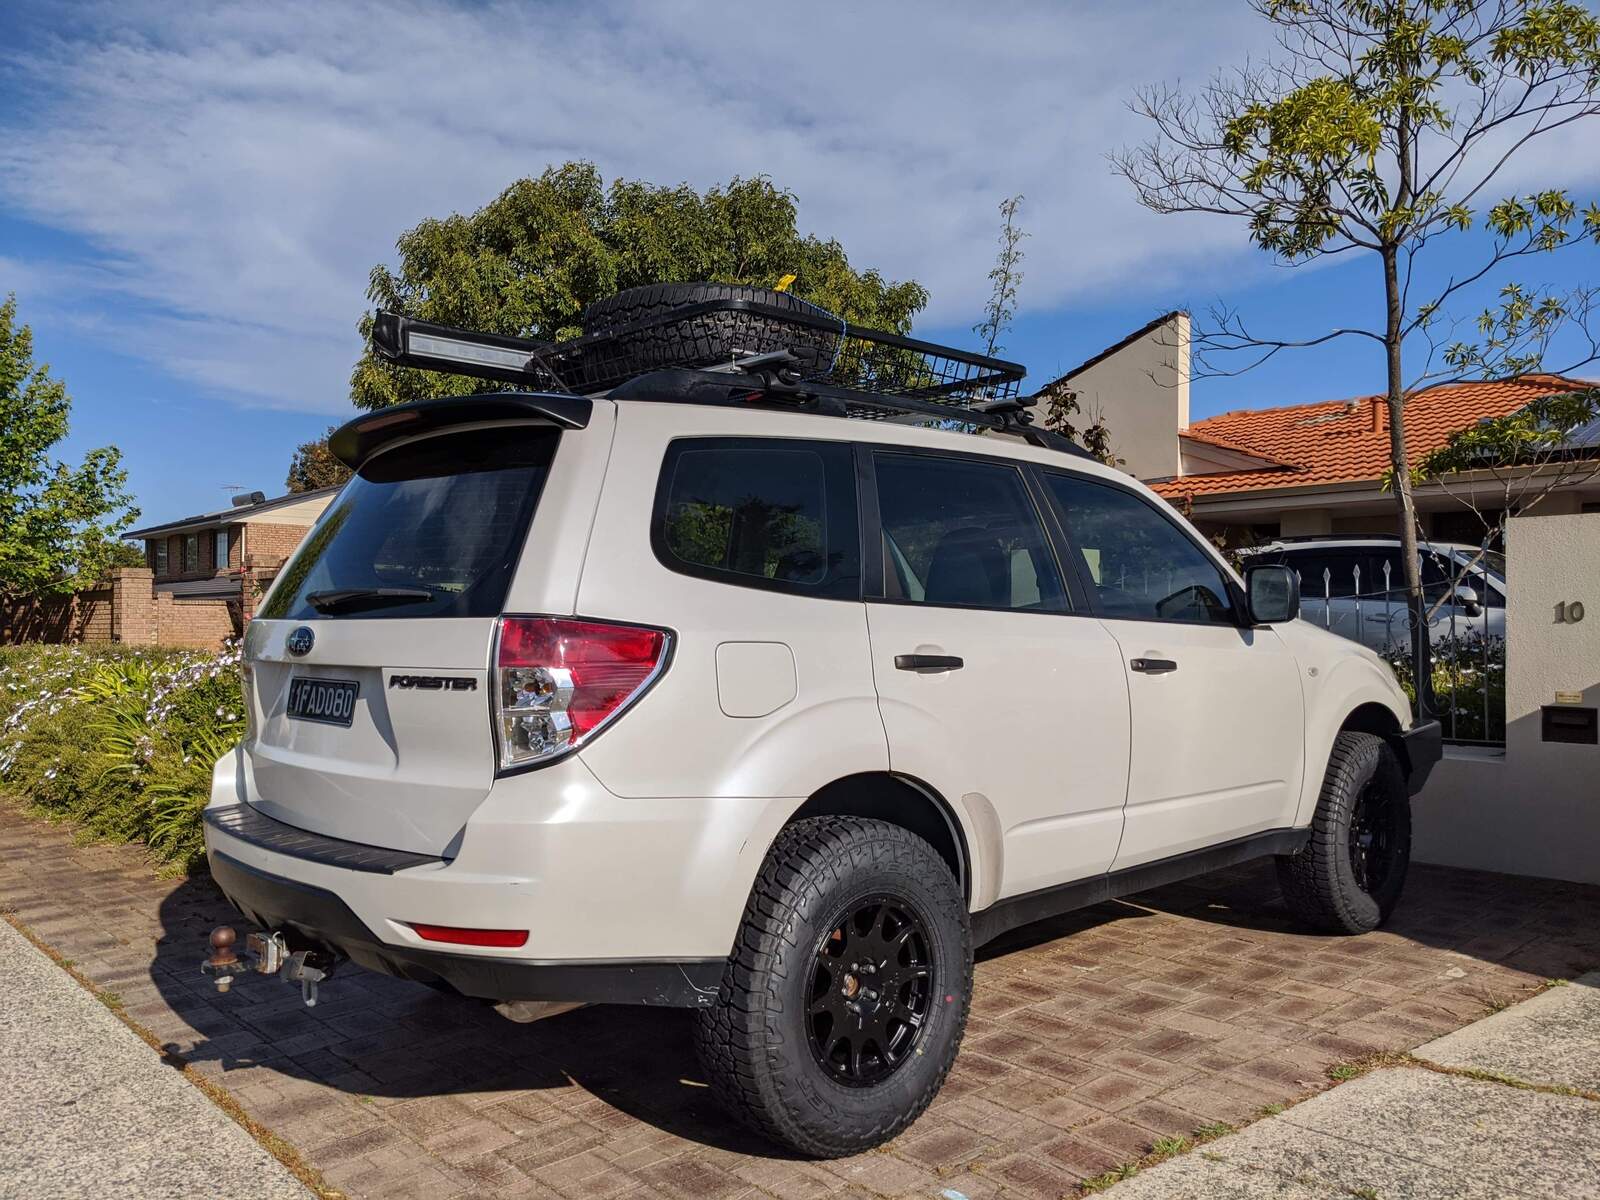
[
  {"xmin": 1453, "ymin": 586, "xmax": 1482, "ymax": 618},
  {"xmin": 1245, "ymin": 564, "xmax": 1300, "ymax": 624}
]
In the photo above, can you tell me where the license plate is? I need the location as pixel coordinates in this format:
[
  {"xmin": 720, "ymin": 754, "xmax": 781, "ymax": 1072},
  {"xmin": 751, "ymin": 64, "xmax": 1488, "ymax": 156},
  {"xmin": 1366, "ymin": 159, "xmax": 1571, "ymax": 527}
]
[{"xmin": 286, "ymin": 678, "xmax": 360, "ymax": 727}]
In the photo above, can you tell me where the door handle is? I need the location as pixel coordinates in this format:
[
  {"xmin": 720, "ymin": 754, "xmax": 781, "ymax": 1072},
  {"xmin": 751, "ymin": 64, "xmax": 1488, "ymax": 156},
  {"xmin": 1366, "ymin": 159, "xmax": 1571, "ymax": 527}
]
[
  {"xmin": 1130, "ymin": 657, "xmax": 1178, "ymax": 674},
  {"xmin": 894, "ymin": 654, "xmax": 964, "ymax": 673}
]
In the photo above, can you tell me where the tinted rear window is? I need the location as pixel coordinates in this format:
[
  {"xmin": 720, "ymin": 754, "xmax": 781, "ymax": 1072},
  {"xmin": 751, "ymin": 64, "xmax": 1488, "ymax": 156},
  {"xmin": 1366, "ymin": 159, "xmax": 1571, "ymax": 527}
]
[
  {"xmin": 258, "ymin": 426, "xmax": 558, "ymax": 620},
  {"xmin": 653, "ymin": 437, "xmax": 860, "ymax": 599}
]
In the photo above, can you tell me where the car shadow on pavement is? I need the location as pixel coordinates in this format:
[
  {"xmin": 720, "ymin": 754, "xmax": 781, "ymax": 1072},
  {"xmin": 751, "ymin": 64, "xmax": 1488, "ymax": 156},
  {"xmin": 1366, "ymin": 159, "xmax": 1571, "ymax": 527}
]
[
  {"xmin": 151, "ymin": 874, "xmax": 801, "ymax": 1156},
  {"xmin": 147, "ymin": 857, "xmax": 1600, "ymax": 1158}
]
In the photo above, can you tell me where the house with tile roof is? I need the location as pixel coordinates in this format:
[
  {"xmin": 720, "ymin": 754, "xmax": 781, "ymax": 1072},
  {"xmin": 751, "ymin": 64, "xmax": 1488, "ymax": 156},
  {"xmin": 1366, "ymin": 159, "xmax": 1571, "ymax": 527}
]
[
  {"xmin": 1039, "ymin": 314, "xmax": 1600, "ymax": 543},
  {"xmin": 1151, "ymin": 375, "xmax": 1600, "ymax": 543}
]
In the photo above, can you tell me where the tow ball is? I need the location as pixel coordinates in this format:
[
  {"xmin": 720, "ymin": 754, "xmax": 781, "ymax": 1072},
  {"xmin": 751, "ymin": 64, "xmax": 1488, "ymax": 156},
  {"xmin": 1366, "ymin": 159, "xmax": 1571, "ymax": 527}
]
[{"xmin": 201, "ymin": 925, "xmax": 338, "ymax": 1007}]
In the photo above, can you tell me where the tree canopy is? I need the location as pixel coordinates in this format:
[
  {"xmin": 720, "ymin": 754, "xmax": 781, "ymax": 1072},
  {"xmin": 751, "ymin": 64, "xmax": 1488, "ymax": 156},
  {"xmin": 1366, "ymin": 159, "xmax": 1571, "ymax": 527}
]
[
  {"xmin": 0, "ymin": 294, "xmax": 138, "ymax": 600},
  {"xmin": 285, "ymin": 426, "xmax": 353, "ymax": 493},
  {"xmin": 350, "ymin": 163, "xmax": 930, "ymax": 410},
  {"xmin": 1117, "ymin": 0, "xmax": 1600, "ymax": 626}
]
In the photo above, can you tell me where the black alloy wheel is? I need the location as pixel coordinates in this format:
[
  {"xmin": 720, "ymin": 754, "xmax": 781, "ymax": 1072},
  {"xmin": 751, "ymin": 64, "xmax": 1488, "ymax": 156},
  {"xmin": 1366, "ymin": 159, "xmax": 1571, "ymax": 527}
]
[{"xmin": 806, "ymin": 896, "xmax": 935, "ymax": 1086}]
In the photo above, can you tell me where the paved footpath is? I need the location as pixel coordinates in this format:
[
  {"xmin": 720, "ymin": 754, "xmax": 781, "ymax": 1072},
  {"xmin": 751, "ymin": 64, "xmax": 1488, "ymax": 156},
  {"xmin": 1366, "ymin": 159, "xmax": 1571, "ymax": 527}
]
[
  {"xmin": 1105, "ymin": 972, "xmax": 1600, "ymax": 1198},
  {"xmin": 0, "ymin": 917, "xmax": 311, "ymax": 1200}
]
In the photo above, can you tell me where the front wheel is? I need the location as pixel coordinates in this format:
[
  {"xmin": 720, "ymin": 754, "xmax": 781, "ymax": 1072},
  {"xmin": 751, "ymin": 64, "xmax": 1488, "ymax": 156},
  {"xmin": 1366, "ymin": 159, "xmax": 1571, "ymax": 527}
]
[
  {"xmin": 1277, "ymin": 730, "xmax": 1412, "ymax": 934},
  {"xmin": 694, "ymin": 816, "xmax": 971, "ymax": 1158}
]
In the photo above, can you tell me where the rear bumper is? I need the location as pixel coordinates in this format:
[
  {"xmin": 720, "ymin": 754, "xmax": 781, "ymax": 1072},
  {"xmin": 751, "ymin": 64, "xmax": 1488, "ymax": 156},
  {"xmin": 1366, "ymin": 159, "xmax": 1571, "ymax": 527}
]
[
  {"xmin": 208, "ymin": 849, "xmax": 722, "ymax": 1006},
  {"xmin": 1400, "ymin": 719, "xmax": 1443, "ymax": 794}
]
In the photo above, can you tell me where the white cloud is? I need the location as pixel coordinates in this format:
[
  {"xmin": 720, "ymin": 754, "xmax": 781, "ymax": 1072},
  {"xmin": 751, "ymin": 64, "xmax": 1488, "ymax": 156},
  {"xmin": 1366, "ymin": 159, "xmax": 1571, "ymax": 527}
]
[{"xmin": 4, "ymin": 1, "xmax": 1594, "ymax": 414}]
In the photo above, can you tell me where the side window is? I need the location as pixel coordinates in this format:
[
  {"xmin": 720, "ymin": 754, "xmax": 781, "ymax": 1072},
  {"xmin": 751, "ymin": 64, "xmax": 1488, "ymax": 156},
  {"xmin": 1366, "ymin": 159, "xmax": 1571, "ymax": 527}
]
[
  {"xmin": 183, "ymin": 533, "xmax": 199, "ymax": 574},
  {"xmin": 1043, "ymin": 473, "xmax": 1234, "ymax": 624},
  {"xmin": 215, "ymin": 529, "xmax": 230, "ymax": 570},
  {"xmin": 871, "ymin": 452, "xmax": 1066, "ymax": 612},
  {"xmin": 655, "ymin": 438, "xmax": 860, "ymax": 599},
  {"xmin": 151, "ymin": 540, "xmax": 168, "ymax": 575}
]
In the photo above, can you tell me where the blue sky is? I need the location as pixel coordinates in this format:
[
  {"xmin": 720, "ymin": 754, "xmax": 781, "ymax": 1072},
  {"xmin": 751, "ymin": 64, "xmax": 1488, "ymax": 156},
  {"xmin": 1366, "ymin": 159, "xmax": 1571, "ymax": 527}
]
[{"xmin": 3, "ymin": 1, "xmax": 1598, "ymax": 528}]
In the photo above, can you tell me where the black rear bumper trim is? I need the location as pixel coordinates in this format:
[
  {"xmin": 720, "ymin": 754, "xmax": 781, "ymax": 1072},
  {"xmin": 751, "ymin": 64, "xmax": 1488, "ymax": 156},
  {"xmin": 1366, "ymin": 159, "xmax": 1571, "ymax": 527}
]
[
  {"xmin": 203, "ymin": 804, "xmax": 442, "ymax": 874},
  {"xmin": 206, "ymin": 851, "xmax": 723, "ymax": 1007}
]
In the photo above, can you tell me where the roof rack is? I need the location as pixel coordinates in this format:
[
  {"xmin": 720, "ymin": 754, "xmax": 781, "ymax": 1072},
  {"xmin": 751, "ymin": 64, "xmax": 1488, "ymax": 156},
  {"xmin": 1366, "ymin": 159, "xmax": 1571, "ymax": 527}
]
[{"xmin": 368, "ymin": 300, "xmax": 1095, "ymax": 460}]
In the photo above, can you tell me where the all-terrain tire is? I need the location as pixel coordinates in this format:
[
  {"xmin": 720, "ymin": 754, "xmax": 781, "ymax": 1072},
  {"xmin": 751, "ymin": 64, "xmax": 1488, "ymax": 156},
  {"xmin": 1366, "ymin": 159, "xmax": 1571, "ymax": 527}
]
[
  {"xmin": 694, "ymin": 816, "xmax": 971, "ymax": 1158},
  {"xmin": 577, "ymin": 282, "xmax": 840, "ymax": 389},
  {"xmin": 1276, "ymin": 730, "xmax": 1411, "ymax": 934}
]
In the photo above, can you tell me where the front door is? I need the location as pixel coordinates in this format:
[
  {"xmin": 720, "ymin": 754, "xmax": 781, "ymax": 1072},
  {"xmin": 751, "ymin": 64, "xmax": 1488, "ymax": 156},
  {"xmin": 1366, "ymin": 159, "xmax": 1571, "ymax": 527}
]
[
  {"xmin": 1040, "ymin": 472, "xmax": 1305, "ymax": 870},
  {"xmin": 862, "ymin": 450, "xmax": 1132, "ymax": 902}
]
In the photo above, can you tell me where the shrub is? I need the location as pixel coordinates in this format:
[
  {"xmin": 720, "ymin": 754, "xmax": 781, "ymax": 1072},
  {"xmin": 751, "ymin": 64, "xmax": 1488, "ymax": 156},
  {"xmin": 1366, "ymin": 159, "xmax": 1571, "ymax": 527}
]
[
  {"xmin": 1381, "ymin": 633, "xmax": 1506, "ymax": 744},
  {"xmin": 0, "ymin": 642, "xmax": 244, "ymax": 871}
]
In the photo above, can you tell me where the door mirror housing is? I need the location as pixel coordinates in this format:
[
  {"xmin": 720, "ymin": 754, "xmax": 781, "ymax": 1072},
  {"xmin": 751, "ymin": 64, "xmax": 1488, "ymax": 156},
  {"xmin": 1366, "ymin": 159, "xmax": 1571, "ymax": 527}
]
[
  {"xmin": 1453, "ymin": 585, "xmax": 1482, "ymax": 618},
  {"xmin": 1245, "ymin": 564, "xmax": 1300, "ymax": 624}
]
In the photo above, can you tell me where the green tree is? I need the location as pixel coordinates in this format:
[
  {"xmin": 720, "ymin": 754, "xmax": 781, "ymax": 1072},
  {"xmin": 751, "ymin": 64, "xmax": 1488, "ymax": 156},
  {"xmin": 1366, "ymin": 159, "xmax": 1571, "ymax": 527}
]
[
  {"xmin": 351, "ymin": 162, "xmax": 929, "ymax": 409},
  {"xmin": 285, "ymin": 426, "xmax": 353, "ymax": 493},
  {"xmin": 1115, "ymin": 0, "xmax": 1600, "ymax": 619},
  {"xmin": 0, "ymin": 294, "xmax": 137, "ymax": 600}
]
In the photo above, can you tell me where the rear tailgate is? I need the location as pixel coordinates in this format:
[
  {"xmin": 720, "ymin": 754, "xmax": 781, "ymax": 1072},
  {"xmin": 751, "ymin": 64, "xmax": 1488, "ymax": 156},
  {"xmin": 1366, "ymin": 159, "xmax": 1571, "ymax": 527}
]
[
  {"xmin": 236, "ymin": 410, "xmax": 611, "ymax": 856},
  {"xmin": 242, "ymin": 617, "xmax": 495, "ymax": 855}
]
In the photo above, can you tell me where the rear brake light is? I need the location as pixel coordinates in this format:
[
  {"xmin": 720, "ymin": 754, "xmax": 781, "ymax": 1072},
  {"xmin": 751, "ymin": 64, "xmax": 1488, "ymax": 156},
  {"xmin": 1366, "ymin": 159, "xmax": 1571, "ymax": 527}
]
[
  {"xmin": 492, "ymin": 616, "xmax": 669, "ymax": 770},
  {"xmin": 408, "ymin": 923, "xmax": 529, "ymax": 948}
]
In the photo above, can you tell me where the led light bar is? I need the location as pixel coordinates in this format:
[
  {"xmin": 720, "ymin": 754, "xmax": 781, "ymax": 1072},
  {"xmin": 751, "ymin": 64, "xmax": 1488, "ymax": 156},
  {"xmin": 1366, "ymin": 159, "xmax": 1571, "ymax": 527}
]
[{"xmin": 371, "ymin": 310, "xmax": 561, "ymax": 386}]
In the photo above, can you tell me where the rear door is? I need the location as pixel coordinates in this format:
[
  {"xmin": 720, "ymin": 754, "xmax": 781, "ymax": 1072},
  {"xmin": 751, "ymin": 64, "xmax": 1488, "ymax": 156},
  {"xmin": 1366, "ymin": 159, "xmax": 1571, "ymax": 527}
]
[
  {"xmin": 862, "ymin": 449, "xmax": 1131, "ymax": 901},
  {"xmin": 242, "ymin": 418, "xmax": 593, "ymax": 856},
  {"xmin": 1039, "ymin": 471, "xmax": 1304, "ymax": 869}
]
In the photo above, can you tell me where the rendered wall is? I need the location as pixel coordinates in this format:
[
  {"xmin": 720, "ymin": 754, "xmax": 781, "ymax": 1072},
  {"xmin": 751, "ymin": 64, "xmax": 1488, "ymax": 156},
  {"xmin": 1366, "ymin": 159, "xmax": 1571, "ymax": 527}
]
[
  {"xmin": 1067, "ymin": 313, "xmax": 1189, "ymax": 482},
  {"xmin": 1412, "ymin": 510, "xmax": 1600, "ymax": 884}
]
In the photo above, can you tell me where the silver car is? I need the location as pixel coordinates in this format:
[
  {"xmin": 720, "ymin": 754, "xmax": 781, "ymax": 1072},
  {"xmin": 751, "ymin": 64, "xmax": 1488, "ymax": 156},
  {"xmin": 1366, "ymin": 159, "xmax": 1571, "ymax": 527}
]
[{"xmin": 1240, "ymin": 537, "xmax": 1506, "ymax": 653}]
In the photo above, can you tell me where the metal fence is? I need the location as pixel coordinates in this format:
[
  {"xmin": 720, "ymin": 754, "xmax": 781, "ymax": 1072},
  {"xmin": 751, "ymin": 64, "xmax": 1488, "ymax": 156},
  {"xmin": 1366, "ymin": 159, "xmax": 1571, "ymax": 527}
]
[{"xmin": 1291, "ymin": 556, "xmax": 1506, "ymax": 747}]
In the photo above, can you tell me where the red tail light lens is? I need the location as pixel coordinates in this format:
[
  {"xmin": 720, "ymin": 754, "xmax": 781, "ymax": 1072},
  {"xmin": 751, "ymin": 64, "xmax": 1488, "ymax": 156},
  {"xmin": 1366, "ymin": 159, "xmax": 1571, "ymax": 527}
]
[
  {"xmin": 408, "ymin": 923, "xmax": 529, "ymax": 948},
  {"xmin": 493, "ymin": 617, "xmax": 669, "ymax": 770}
]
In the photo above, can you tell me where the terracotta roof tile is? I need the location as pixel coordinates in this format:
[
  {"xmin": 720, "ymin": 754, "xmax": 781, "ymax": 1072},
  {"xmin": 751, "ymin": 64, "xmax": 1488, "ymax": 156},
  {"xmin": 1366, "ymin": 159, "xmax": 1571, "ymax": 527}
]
[{"xmin": 1153, "ymin": 375, "xmax": 1593, "ymax": 502}]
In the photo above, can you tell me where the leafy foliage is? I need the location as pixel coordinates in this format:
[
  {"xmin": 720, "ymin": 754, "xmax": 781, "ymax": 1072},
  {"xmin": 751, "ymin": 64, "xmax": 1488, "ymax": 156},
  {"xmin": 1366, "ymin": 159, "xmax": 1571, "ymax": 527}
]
[
  {"xmin": 974, "ymin": 194, "xmax": 1027, "ymax": 358},
  {"xmin": 1117, "ymin": 1, "xmax": 1600, "ymax": 614},
  {"xmin": 0, "ymin": 642, "xmax": 244, "ymax": 871},
  {"xmin": 1381, "ymin": 632, "xmax": 1505, "ymax": 743},
  {"xmin": 0, "ymin": 295, "xmax": 138, "ymax": 601},
  {"xmin": 285, "ymin": 425, "xmax": 353, "ymax": 493},
  {"xmin": 350, "ymin": 163, "xmax": 928, "ymax": 409}
]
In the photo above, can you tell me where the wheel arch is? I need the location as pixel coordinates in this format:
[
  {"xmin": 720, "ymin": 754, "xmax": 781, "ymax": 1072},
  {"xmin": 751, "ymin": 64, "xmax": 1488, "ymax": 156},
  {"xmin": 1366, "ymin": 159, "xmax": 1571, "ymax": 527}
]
[
  {"xmin": 786, "ymin": 772, "xmax": 973, "ymax": 905},
  {"xmin": 1338, "ymin": 701, "xmax": 1413, "ymax": 777}
]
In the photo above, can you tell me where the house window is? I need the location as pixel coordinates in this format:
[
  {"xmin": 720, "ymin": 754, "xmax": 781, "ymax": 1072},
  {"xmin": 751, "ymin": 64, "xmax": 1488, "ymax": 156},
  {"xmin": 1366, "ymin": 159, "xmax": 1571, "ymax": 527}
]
[
  {"xmin": 215, "ymin": 529, "xmax": 230, "ymax": 570},
  {"xmin": 183, "ymin": 534, "xmax": 199, "ymax": 574},
  {"xmin": 151, "ymin": 540, "xmax": 168, "ymax": 575}
]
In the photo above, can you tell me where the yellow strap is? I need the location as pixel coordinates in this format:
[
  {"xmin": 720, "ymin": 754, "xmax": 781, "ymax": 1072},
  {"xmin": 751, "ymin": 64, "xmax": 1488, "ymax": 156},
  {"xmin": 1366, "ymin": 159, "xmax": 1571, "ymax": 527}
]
[{"xmin": 773, "ymin": 273, "xmax": 797, "ymax": 293}]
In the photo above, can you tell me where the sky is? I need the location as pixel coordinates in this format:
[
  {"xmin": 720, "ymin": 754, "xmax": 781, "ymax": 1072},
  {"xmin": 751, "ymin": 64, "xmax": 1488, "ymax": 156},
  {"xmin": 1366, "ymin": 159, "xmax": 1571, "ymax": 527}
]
[{"xmin": 3, "ymin": 0, "xmax": 1599, "ymax": 527}]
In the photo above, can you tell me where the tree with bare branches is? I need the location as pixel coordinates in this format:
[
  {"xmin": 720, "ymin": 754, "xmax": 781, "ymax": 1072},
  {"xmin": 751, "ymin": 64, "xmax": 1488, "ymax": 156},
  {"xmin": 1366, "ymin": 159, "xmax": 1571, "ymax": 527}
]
[
  {"xmin": 974, "ymin": 194, "xmax": 1027, "ymax": 358},
  {"xmin": 1113, "ymin": 0, "xmax": 1600, "ymax": 628}
]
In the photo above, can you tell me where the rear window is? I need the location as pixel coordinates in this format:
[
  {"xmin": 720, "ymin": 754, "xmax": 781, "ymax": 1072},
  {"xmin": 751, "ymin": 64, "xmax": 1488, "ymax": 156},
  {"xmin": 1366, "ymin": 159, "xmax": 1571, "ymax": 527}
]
[
  {"xmin": 258, "ymin": 425, "xmax": 558, "ymax": 621},
  {"xmin": 653, "ymin": 437, "xmax": 860, "ymax": 600}
]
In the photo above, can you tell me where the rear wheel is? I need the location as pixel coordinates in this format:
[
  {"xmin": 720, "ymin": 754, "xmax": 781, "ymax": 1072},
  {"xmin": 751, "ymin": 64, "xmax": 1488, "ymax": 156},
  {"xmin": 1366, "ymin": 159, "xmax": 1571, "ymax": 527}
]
[
  {"xmin": 1277, "ymin": 730, "xmax": 1411, "ymax": 933},
  {"xmin": 694, "ymin": 816, "xmax": 971, "ymax": 1158}
]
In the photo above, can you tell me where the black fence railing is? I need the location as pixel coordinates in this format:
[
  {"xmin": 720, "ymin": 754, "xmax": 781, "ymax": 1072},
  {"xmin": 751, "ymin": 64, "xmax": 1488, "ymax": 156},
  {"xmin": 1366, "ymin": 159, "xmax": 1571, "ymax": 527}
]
[{"xmin": 1288, "ymin": 557, "xmax": 1505, "ymax": 747}]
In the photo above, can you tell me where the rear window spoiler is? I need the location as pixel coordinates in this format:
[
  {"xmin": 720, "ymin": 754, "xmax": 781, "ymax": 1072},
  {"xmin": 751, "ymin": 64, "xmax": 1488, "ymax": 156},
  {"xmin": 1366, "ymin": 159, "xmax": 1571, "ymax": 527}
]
[{"xmin": 328, "ymin": 393, "xmax": 592, "ymax": 470}]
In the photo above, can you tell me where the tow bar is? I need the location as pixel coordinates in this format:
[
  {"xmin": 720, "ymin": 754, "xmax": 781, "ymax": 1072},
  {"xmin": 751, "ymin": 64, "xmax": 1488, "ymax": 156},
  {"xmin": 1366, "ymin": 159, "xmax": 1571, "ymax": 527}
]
[{"xmin": 201, "ymin": 925, "xmax": 340, "ymax": 1007}]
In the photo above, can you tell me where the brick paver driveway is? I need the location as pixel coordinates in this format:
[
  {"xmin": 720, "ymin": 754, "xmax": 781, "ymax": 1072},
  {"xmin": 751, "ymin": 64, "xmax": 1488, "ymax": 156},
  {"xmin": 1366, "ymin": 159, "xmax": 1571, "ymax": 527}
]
[{"xmin": 3, "ymin": 802, "xmax": 1597, "ymax": 1200}]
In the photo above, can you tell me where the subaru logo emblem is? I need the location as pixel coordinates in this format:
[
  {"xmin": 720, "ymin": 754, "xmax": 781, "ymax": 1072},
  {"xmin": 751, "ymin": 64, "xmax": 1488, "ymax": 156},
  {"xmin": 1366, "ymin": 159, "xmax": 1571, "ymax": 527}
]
[{"xmin": 285, "ymin": 626, "xmax": 315, "ymax": 656}]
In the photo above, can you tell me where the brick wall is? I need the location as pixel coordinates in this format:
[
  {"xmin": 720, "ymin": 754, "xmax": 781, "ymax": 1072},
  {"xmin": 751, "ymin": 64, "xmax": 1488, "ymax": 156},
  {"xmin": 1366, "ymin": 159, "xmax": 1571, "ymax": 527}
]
[
  {"xmin": 153, "ymin": 593, "xmax": 240, "ymax": 648},
  {"xmin": 0, "ymin": 586, "xmax": 113, "ymax": 644},
  {"xmin": 245, "ymin": 522, "xmax": 310, "ymax": 563}
]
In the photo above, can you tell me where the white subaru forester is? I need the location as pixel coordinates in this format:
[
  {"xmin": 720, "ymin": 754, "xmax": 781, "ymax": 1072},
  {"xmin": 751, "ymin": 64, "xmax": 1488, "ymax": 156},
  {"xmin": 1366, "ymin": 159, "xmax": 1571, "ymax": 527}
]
[{"xmin": 203, "ymin": 284, "xmax": 1440, "ymax": 1157}]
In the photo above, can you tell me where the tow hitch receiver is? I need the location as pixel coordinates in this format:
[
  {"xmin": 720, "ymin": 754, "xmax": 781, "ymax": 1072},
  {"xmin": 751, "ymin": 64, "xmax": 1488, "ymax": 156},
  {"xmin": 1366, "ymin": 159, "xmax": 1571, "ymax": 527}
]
[{"xmin": 200, "ymin": 925, "xmax": 339, "ymax": 1006}]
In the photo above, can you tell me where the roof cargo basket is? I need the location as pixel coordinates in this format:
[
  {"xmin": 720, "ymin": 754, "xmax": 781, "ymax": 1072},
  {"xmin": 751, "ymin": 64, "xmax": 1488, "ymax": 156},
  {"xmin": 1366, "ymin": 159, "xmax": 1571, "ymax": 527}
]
[
  {"xmin": 366, "ymin": 284, "xmax": 1094, "ymax": 460},
  {"xmin": 372, "ymin": 289, "xmax": 1024, "ymax": 409}
]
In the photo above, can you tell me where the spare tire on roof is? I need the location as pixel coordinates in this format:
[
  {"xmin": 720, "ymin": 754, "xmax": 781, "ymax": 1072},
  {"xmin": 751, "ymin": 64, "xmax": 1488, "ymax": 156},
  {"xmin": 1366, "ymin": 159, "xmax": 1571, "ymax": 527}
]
[{"xmin": 572, "ymin": 282, "xmax": 842, "ymax": 391}]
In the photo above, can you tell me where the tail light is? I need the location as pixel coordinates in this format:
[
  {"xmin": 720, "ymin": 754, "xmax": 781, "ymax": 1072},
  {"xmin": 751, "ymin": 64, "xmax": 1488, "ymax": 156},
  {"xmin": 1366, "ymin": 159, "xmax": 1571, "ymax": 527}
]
[{"xmin": 492, "ymin": 616, "xmax": 670, "ymax": 771}]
